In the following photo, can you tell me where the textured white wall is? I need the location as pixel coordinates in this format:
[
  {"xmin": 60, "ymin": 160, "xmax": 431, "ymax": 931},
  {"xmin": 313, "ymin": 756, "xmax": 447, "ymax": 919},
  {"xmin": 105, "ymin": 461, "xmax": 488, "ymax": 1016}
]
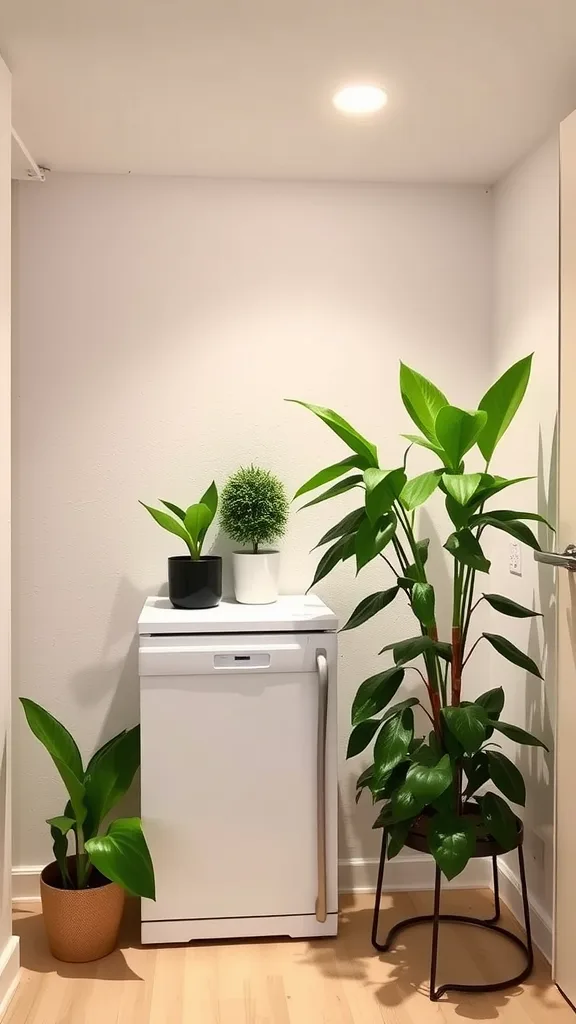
[
  {"xmin": 490, "ymin": 137, "xmax": 559, "ymax": 926},
  {"xmin": 12, "ymin": 174, "xmax": 493, "ymax": 874}
]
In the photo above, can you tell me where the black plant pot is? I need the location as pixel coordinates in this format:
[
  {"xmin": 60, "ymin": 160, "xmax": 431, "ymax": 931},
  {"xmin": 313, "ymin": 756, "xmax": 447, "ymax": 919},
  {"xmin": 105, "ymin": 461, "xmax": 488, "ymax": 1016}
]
[{"xmin": 168, "ymin": 555, "xmax": 222, "ymax": 610}]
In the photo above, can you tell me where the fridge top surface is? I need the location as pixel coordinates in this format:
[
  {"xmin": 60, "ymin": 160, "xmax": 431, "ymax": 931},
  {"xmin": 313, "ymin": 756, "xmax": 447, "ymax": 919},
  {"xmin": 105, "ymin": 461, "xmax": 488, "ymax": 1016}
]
[{"xmin": 139, "ymin": 594, "xmax": 338, "ymax": 634}]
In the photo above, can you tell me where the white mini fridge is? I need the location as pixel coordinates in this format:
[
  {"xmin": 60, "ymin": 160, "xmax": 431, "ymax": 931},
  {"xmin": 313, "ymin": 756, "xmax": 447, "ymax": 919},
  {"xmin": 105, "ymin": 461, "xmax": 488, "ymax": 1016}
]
[{"xmin": 138, "ymin": 594, "xmax": 338, "ymax": 944}]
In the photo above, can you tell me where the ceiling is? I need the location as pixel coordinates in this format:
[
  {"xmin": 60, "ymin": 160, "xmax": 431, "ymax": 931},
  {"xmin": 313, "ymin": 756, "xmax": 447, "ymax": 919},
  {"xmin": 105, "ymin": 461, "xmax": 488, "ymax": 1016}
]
[{"xmin": 2, "ymin": 0, "xmax": 576, "ymax": 183}]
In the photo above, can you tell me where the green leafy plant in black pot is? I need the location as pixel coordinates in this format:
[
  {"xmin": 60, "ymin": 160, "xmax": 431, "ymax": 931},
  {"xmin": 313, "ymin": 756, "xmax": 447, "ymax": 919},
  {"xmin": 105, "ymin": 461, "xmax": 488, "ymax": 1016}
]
[
  {"xmin": 21, "ymin": 698, "xmax": 155, "ymax": 962},
  {"xmin": 141, "ymin": 481, "xmax": 221, "ymax": 608},
  {"xmin": 220, "ymin": 465, "xmax": 289, "ymax": 604},
  {"xmin": 290, "ymin": 356, "xmax": 550, "ymax": 881}
]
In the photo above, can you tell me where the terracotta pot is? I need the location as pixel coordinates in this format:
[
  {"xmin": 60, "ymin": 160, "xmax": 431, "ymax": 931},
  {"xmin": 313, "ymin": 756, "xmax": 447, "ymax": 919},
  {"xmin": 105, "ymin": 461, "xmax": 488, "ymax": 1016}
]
[{"xmin": 40, "ymin": 858, "xmax": 125, "ymax": 962}]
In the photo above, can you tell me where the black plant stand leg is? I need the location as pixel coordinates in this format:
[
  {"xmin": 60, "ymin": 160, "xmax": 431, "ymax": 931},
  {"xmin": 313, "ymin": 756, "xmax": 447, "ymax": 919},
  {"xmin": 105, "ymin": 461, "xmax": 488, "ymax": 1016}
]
[{"xmin": 372, "ymin": 836, "xmax": 534, "ymax": 1001}]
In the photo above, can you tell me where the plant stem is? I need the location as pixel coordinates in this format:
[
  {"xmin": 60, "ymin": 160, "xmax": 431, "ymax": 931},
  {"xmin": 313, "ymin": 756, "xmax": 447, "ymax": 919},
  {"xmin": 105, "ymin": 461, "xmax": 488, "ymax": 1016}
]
[{"xmin": 462, "ymin": 636, "xmax": 483, "ymax": 669}]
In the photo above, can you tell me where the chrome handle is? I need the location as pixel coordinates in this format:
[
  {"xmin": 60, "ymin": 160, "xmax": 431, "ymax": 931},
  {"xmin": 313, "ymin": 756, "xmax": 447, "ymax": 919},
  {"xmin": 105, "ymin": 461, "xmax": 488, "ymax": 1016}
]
[
  {"xmin": 534, "ymin": 544, "xmax": 576, "ymax": 571},
  {"xmin": 315, "ymin": 650, "xmax": 328, "ymax": 924}
]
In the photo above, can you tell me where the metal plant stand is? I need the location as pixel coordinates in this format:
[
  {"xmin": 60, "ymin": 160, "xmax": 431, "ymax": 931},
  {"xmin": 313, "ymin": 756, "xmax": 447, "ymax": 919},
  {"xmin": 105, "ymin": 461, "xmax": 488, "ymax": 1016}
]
[{"xmin": 371, "ymin": 824, "xmax": 534, "ymax": 1001}]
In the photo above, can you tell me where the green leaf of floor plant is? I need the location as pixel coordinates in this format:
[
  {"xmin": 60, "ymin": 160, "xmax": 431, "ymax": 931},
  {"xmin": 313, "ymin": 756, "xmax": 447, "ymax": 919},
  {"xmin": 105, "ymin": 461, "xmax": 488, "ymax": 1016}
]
[
  {"xmin": 399, "ymin": 364, "xmax": 449, "ymax": 443},
  {"xmin": 483, "ymin": 633, "xmax": 543, "ymax": 678},
  {"xmin": 341, "ymin": 588, "xmax": 400, "ymax": 632},
  {"xmin": 428, "ymin": 813, "xmax": 476, "ymax": 880},
  {"xmin": 387, "ymin": 820, "xmax": 414, "ymax": 859},
  {"xmin": 480, "ymin": 792, "xmax": 519, "ymax": 850},
  {"xmin": 315, "ymin": 508, "xmax": 365, "ymax": 548},
  {"xmin": 468, "ymin": 476, "xmax": 534, "ymax": 512},
  {"xmin": 355, "ymin": 512, "xmax": 397, "ymax": 572},
  {"xmin": 435, "ymin": 407, "xmax": 487, "ymax": 470},
  {"xmin": 401, "ymin": 470, "xmax": 443, "ymax": 511},
  {"xmin": 373, "ymin": 708, "xmax": 414, "ymax": 778},
  {"xmin": 442, "ymin": 705, "xmax": 488, "ymax": 754},
  {"xmin": 445, "ymin": 530, "xmax": 490, "ymax": 572},
  {"xmin": 388, "ymin": 785, "xmax": 427, "ymax": 823},
  {"xmin": 490, "ymin": 720, "xmax": 549, "ymax": 751},
  {"xmin": 470, "ymin": 508, "xmax": 554, "ymax": 531},
  {"xmin": 308, "ymin": 534, "xmax": 355, "ymax": 590},
  {"xmin": 364, "ymin": 468, "xmax": 406, "ymax": 523},
  {"xmin": 411, "ymin": 582, "xmax": 436, "ymax": 627},
  {"xmin": 463, "ymin": 751, "xmax": 490, "ymax": 797},
  {"xmin": 84, "ymin": 726, "xmax": 141, "ymax": 838},
  {"xmin": 20, "ymin": 698, "xmax": 87, "ymax": 827},
  {"xmin": 287, "ymin": 401, "xmax": 378, "ymax": 465},
  {"xmin": 442, "ymin": 473, "xmax": 483, "ymax": 506},
  {"xmin": 299, "ymin": 475, "xmax": 364, "ymax": 510},
  {"xmin": 477, "ymin": 355, "xmax": 533, "ymax": 463},
  {"xmin": 475, "ymin": 686, "xmax": 505, "ymax": 718},
  {"xmin": 405, "ymin": 754, "xmax": 453, "ymax": 803},
  {"xmin": 475, "ymin": 517, "xmax": 541, "ymax": 551},
  {"xmin": 485, "ymin": 751, "xmax": 526, "ymax": 806},
  {"xmin": 351, "ymin": 668, "xmax": 406, "ymax": 725},
  {"xmin": 294, "ymin": 456, "xmax": 369, "ymax": 499},
  {"xmin": 482, "ymin": 594, "xmax": 541, "ymax": 619},
  {"xmin": 86, "ymin": 817, "xmax": 156, "ymax": 900},
  {"xmin": 347, "ymin": 719, "xmax": 381, "ymax": 759}
]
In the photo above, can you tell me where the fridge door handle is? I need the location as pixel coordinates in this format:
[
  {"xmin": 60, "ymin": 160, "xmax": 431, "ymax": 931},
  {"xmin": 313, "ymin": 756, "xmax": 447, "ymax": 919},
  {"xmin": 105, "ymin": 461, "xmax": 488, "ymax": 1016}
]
[{"xmin": 315, "ymin": 649, "xmax": 328, "ymax": 923}]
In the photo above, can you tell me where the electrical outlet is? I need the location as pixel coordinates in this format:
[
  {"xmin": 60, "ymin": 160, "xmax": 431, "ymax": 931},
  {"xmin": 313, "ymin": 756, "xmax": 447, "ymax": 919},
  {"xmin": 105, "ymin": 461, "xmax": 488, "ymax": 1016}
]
[{"xmin": 509, "ymin": 541, "xmax": 522, "ymax": 576}]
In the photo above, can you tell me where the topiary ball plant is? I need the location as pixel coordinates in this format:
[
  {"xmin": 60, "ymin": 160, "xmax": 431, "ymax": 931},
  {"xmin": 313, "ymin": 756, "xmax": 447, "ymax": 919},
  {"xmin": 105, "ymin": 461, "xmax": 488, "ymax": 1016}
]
[{"xmin": 220, "ymin": 466, "xmax": 289, "ymax": 553}]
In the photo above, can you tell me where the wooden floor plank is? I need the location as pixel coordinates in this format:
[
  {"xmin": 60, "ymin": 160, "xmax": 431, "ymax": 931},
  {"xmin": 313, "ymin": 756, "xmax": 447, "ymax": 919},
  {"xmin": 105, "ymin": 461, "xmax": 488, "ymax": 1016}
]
[{"xmin": 5, "ymin": 892, "xmax": 573, "ymax": 1024}]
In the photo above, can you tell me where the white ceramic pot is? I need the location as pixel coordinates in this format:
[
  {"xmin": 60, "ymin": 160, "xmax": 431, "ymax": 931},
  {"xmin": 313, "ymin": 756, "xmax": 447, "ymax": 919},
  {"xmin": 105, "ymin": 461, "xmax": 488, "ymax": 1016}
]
[{"xmin": 232, "ymin": 551, "xmax": 280, "ymax": 604}]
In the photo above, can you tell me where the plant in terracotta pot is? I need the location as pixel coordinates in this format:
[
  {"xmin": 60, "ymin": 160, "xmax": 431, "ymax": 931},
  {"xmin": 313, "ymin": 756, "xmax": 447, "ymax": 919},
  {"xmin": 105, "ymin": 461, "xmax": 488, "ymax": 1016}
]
[
  {"xmin": 140, "ymin": 481, "xmax": 221, "ymax": 609},
  {"xmin": 220, "ymin": 466, "xmax": 289, "ymax": 604},
  {"xmin": 21, "ymin": 699, "xmax": 155, "ymax": 962},
  {"xmin": 290, "ymin": 356, "xmax": 549, "ymax": 881}
]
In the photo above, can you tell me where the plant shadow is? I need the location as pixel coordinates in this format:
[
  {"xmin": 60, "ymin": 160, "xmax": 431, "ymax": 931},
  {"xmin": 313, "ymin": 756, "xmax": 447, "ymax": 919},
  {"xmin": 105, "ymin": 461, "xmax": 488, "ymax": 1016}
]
[{"xmin": 13, "ymin": 899, "xmax": 144, "ymax": 982}]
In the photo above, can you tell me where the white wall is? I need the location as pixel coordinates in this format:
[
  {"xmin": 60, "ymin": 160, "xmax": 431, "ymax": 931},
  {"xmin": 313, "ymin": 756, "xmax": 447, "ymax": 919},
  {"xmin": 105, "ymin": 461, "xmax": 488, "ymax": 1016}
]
[
  {"xmin": 11, "ymin": 174, "xmax": 493, "ymax": 884},
  {"xmin": 490, "ymin": 136, "xmax": 559, "ymax": 949},
  {"xmin": 0, "ymin": 54, "xmax": 19, "ymax": 1010}
]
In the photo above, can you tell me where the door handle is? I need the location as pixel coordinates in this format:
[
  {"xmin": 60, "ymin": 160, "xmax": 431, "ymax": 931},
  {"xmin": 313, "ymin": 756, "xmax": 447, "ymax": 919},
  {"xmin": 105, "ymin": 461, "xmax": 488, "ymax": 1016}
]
[
  {"xmin": 534, "ymin": 544, "xmax": 576, "ymax": 571},
  {"xmin": 315, "ymin": 650, "xmax": 328, "ymax": 924}
]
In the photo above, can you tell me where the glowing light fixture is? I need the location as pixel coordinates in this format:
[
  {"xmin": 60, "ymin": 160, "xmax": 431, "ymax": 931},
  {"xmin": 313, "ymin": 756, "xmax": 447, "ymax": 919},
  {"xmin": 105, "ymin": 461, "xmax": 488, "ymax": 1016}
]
[{"xmin": 332, "ymin": 84, "xmax": 387, "ymax": 115}]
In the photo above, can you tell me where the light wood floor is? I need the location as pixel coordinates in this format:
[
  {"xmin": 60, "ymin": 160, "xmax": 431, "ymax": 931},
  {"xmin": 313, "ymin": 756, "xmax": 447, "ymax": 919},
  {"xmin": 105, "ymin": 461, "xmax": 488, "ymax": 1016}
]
[{"xmin": 5, "ymin": 890, "xmax": 574, "ymax": 1023}]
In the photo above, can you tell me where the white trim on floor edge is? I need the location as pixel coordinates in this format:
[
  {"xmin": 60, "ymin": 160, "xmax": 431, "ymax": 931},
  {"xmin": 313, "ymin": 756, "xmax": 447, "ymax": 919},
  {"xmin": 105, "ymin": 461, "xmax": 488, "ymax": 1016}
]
[
  {"xmin": 497, "ymin": 859, "xmax": 553, "ymax": 963},
  {"xmin": 0, "ymin": 937, "xmax": 20, "ymax": 1021},
  {"xmin": 12, "ymin": 866, "xmax": 41, "ymax": 902},
  {"xmin": 339, "ymin": 854, "xmax": 491, "ymax": 893}
]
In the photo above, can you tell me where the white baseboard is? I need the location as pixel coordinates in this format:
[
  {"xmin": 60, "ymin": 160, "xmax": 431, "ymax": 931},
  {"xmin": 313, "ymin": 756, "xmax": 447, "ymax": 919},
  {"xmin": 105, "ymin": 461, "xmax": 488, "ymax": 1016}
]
[
  {"xmin": 339, "ymin": 854, "xmax": 491, "ymax": 893},
  {"xmin": 0, "ymin": 937, "xmax": 19, "ymax": 1021},
  {"xmin": 12, "ymin": 865, "xmax": 42, "ymax": 902},
  {"xmin": 497, "ymin": 859, "xmax": 553, "ymax": 963}
]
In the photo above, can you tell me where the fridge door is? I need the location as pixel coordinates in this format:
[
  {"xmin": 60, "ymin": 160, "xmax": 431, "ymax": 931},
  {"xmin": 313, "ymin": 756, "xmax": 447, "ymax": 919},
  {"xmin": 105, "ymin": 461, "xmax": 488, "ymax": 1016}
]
[{"xmin": 140, "ymin": 632, "xmax": 337, "ymax": 925}]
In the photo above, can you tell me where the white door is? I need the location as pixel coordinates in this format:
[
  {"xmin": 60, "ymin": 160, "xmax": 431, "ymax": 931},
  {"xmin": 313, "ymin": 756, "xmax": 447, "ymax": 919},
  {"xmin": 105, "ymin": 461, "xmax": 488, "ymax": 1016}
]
[
  {"xmin": 140, "ymin": 632, "xmax": 337, "ymax": 925},
  {"xmin": 555, "ymin": 108, "xmax": 576, "ymax": 1006}
]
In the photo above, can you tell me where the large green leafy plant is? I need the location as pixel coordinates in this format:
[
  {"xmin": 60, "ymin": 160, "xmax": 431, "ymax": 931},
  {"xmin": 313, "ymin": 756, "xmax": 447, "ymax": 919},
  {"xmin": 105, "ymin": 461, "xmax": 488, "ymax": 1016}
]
[
  {"xmin": 21, "ymin": 699, "xmax": 155, "ymax": 897},
  {"xmin": 290, "ymin": 356, "xmax": 550, "ymax": 880},
  {"xmin": 140, "ymin": 481, "xmax": 218, "ymax": 559}
]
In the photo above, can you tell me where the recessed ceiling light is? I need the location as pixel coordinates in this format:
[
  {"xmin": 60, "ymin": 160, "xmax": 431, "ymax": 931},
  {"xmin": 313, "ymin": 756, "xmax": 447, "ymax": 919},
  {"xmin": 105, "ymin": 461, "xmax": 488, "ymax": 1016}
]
[{"xmin": 332, "ymin": 84, "xmax": 388, "ymax": 116}]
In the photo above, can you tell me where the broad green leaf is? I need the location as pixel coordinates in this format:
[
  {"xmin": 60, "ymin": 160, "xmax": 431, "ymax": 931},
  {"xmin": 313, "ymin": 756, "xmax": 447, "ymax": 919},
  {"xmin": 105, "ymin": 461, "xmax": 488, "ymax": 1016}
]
[
  {"xmin": 20, "ymin": 698, "xmax": 87, "ymax": 827},
  {"xmin": 470, "ymin": 509, "xmax": 554, "ymax": 531},
  {"xmin": 356, "ymin": 765, "xmax": 374, "ymax": 792},
  {"xmin": 399, "ymin": 364, "xmax": 449, "ymax": 443},
  {"xmin": 46, "ymin": 815, "xmax": 76, "ymax": 835},
  {"xmin": 417, "ymin": 538, "xmax": 430, "ymax": 566},
  {"xmin": 371, "ymin": 759, "xmax": 411, "ymax": 800},
  {"xmin": 287, "ymin": 401, "xmax": 378, "ymax": 465},
  {"xmin": 445, "ymin": 494, "xmax": 472, "ymax": 531},
  {"xmin": 373, "ymin": 708, "xmax": 414, "ymax": 778},
  {"xmin": 442, "ymin": 473, "xmax": 483, "ymax": 506},
  {"xmin": 308, "ymin": 534, "xmax": 355, "ymax": 590},
  {"xmin": 475, "ymin": 686, "xmax": 505, "ymax": 718},
  {"xmin": 341, "ymin": 588, "xmax": 399, "ymax": 632},
  {"xmin": 198, "ymin": 483, "xmax": 218, "ymax": 541},
  {"xmin": 401, "ymin": 470, "xmax": 443, "ymax": 511},
  {"xmin": 435, "ymin": 407, "xmax": 487, "ymax": 469},
  {"xmin": 48, "ymin": 821, "xmax": 73, "ymax": 888},
  {"xmin": 380, "ymin": 634, "xmax": 452, "ymax": 663},
  {"xmin": 477, "ymin": 355, "xmax": 533, "ymax": 463},
  {"xmin": 483, "ymin": 633, "xmax": 543, "ymax": 678},
  {"xmin": 476, "ymin": 516, "xmax": 541, "ymax": 551},
  {"xmin": 442, "ymin": 705, "xmax": 488, "ymax": 754},
  {"xmin": 411, "ymin": 582, "xmax": 436, "ymax": 627},
  {"xmin": 387, "ymin": 820, "xmax": 413, "ymax": 859},
  {"xmin": 160, "ymin": 500, "xmax": 186, "ymax": 521},
  {"xmin": 184, "ymin": 503, "xmax": 212, "ymax": 548},
  {"xmin": 315, "ymin": 508, "xmax": 365, "ymax": 548},
  {"xmin": 405, "ymin": 754, "xmax": 453, "ymax": 802},
  {"xmin": 468, "ymin": 476, "xmax": 534, "ymax": 512},
  {"xmin": 463, "ymin": 751, "xmax": 490, "ymax": 797},
  {"xmin": 388, "ymin": 785, "xmax": 427, "ymax": 823},
  {"xmin": 445, "ymin": 530, "xmax": 490, "ymax": 573},
  {"xmin": 85, "ymin": 730, "xmax": 127, "ymax": 778},
  {"xmin": 365, "ymin": 468, "xmax": 406, "ymax": 523},
  {"xmin": 351, "ymin": 667, "xmax": 405, "ymax": 725},
  {"xmin": 482, "ymin": 593, "xmax": 541, "ymax": 619},
  {"xmin": 346, "ymin": 719, "xmax": 381, "ymax": 759},
  {"xmin": 140, "ymin": 502, "xmax": 193, "ymax": 552},
  {"xmin": 480, "ymin": 792, "xmax": 519, "ymax": 850},
  {"xmin": 84, "ymin": 726, "xmax": 141, "ymax": 838},
  {"xmin": 294, "ymin": 456, "xmax": 368, "ymax": 499},
  {"xmin": 402, "ymin": 433, "xmax": 445, "ymax": 458},
  {"xmin": 86, "ymin": 817, "xmax": 155, "ymax": 899},
  {"xmin": 355, "ymin": 512, "xmax": 397, "ymax": 572},
  {"xmin": 411, "ymin": 743, "xmax": 440, "ymax": 767},
  {"xmin": 486, "ymin": 751, "xmax": 526, "ymax": 806},
  {"xmin": 428, "ymin": 813, "xmax": 476, "ymax": 880},
  {"xmin": 490, "ymin": 720, "xmax": 549, "ymax": 751},
  {"xmin": 299, "ymin": 475, "xmax": 364, "ymax": 510}
]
